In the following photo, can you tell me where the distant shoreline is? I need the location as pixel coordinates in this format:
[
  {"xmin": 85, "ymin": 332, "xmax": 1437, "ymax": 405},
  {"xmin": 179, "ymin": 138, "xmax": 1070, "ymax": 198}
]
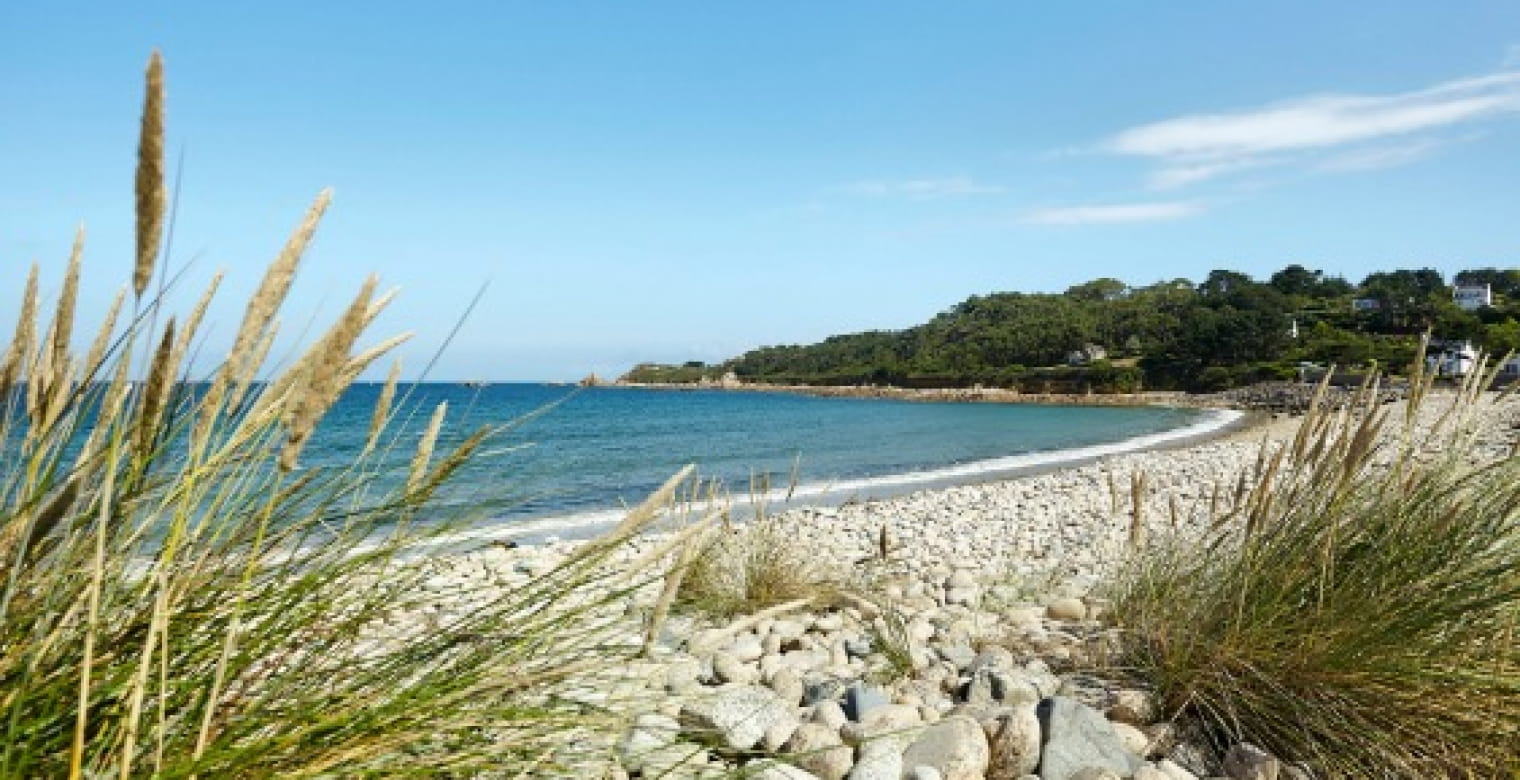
[{"xmin": 604, "ymin": 379, "xmax": 1226, "ymax": 409}]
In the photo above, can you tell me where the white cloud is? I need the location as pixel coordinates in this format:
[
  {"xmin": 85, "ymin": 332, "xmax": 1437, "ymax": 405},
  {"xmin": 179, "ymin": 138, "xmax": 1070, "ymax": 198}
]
[
  {"xmin": 1023, "ymin": 201, "xmax": 1204, "ymax": 225},
  {"xmin": 1148, "ymin": 157, "xmax": 1273, "ymax": 190},
  {"xmin": 1315, "ymin": 137, "xmax": 1447, "ymax": 172},
  {"xmin": 1107, "ymin": 72, "xmax": 1520, "ymax": 161},
  {"xmin": 846, "ymin": 176, "xmax": 1004, "ymax": 199}
]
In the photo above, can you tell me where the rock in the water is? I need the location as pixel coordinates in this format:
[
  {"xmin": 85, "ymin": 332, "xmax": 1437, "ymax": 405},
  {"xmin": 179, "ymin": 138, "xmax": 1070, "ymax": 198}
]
[
  {"xmin": 1046, "ymin": 597, "xmax": 1087, "ymax": 621},
  {"xmin": 1036, "ymin": 697, "xmax": 1144, "ymax": 780},
  {"xmin": 679, "ymin": 684, "xmax": 798, "ymax": 752},
  {"xmin": 783, "ymin": 722, "xmax": 854, "ymax": 780},
  {"xmin": 1222, "ymin": 743, "xmax": 1279, "ymax": 780},
  {"xmin": 985, "ymin": 704, "xmax": 1042, "ymax": 779},
  {"xmin": 900, "ymin": 716, "xmax": 990, "ymax": 780},
  {"xmin": 843, "ymin": 682, "xmax": 890, "ymax": 721}
]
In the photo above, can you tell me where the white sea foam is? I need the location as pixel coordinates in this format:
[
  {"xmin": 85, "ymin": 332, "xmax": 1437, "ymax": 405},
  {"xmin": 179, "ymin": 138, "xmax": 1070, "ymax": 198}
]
[{"xmin": 430, "ymin": 407, "xmax": 1244, "ymax": 548}]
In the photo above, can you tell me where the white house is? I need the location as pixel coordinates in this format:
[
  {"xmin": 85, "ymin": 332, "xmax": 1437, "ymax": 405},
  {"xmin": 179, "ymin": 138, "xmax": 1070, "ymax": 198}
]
[
  {"xmin": 1427, "ymin": 340, "xmax": 1477, "ymax": 377},
  {"xmin": 1352, "ymin": 297, "xmax": 1381, "ymax": 312},
  {"xmin": 1454, "ymin": 283, "xmax": 1493, "ymax": 311},
  {"xmin": 1501, "ymin": 355, "xmax": 1520, "ymax": 378}
]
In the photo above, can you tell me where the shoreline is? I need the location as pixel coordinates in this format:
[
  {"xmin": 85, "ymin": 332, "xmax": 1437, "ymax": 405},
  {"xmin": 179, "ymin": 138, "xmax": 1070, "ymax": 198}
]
[
  {"xmin": 426, "ymin": 404, "xmax": 1256, "ymax": 552},
  {"xmin": 605, "ymin": 380, "xmax": 1216, "ymax": 409}
]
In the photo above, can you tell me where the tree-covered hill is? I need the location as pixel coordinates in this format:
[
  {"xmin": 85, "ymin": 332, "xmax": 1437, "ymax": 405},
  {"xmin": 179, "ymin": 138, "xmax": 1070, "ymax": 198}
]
[{"xmin": 623, "ymin": 266, "xmax": 1520, "ymax": 392}]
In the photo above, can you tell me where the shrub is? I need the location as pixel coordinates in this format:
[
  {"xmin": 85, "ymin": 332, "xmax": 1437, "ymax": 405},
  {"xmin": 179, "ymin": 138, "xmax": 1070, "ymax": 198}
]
[
  {"xmin": 0, "ymin": 51, "xmax": 676, "ymax": 778},
  {"xmin": 677, "ymin": 513, "xmax": 832, "ymax": 620},
  {"xmin": 1110, "ymin": 369, "xmax": 1520, "ymax": 777}
]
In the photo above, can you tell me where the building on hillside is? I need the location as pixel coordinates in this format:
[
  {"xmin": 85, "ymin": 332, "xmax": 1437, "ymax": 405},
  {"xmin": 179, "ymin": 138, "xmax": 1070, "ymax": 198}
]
[
  {"xmin": 1426, "ymin": 340, "xmax": 1477, "ymax": 378},
  {"xmin": 1066, "ymin": 344, "xmax": 1108, "ymax": 366},
  {"xmin": 1454, "ymin": 283, "xmax": 1493, "ymax": 311},
  {"xmin": 1500, "ymin": 355, "xmax": 1520, "ymax": 379},
  {"xmin": 1351, "ymin": 297, "xmax": 1381, "ymax": 312}
]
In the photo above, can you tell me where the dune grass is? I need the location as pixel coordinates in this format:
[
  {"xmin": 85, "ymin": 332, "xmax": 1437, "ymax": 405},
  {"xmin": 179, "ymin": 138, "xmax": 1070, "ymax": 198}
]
[
  {"xmin": 1110, "ymin": 363, "xmax": 1520, "ymax": 777},
  {"xmin": 0, "ymin": 51, "xmax": 686, "ymax": 778}
]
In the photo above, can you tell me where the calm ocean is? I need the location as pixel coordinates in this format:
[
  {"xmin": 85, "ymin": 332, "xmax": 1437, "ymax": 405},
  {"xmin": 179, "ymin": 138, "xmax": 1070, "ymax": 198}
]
[{"xmin": 302, "ymin": 384, "xmax": 1235, "ymax": 542}]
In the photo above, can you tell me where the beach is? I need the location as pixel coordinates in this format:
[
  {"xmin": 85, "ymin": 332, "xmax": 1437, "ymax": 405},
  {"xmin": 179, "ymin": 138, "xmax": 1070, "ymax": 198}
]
[{"xmin": 390, "ymin": 388, "xmax": 1517, "ymax": 779}]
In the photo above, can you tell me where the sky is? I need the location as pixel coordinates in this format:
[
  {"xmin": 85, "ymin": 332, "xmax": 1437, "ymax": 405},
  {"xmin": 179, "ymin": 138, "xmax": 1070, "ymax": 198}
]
[{"xmin": 3, "ymin": 2, "xmax": 1520, "ymax": 380}]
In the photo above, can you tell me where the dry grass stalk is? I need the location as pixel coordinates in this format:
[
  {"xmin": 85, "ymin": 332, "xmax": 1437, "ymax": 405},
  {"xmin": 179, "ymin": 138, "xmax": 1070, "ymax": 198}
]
[
  {"xmin": 365, "ymin": 359, "xmax": 401, "ymax": 455},
  {"xmin": 134, "ymin": 51, "xmax": 165, "ymax": 298},
  {"xmin": 406, "ymin": 401, "xmax": 447, "ymax": 491}
]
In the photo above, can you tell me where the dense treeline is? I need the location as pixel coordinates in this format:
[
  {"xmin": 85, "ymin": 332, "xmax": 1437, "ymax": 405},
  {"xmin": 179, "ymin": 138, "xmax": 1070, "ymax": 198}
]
[{"xmin": 626, "ymin": 266, "xmax": 1520, "ymax": 392}]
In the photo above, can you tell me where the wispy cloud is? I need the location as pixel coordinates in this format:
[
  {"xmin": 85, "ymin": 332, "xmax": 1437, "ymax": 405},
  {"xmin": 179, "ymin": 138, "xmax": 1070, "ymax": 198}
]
[
  {"xmin": 1108, "ymin": 72, "xmax": 1520, "ymax": 160},
  {"xmin": 1023, "ymin": 201, "xmax": 1204, "ymax": 226},
  {"xmin": 845, "ymin": 176, "xmax": 1005, "ymax": 200},
  {"xmin": 1104, "ymin": 70, "xmax": 1520, "ymax": 190},
  {"xmin": 1315, "ymin": 137, "xmax": 1449, "ymax": 172}
]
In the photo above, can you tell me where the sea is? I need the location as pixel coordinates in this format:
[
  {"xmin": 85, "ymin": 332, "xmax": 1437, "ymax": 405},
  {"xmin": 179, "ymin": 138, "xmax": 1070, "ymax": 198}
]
[{"xmin": 301, "ymin": 384, "xmax": 1238, "ymax": 545}]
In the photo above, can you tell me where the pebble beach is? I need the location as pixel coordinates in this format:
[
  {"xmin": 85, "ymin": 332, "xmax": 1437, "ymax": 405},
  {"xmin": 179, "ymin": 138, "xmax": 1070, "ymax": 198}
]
[{"xmin": 402, "ymin": 390, "xmax": 1519, "ymax": 780}]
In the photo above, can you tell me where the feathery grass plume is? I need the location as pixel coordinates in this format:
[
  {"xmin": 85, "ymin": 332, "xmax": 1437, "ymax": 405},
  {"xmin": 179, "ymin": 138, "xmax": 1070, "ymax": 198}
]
[
  {"xmin": 1110, "ymin": 369, "xmax": 1520, "ymax": 777},
  {"xmin": 211, "ymin": 187, "xmax": 331, "ymax": 421},
  {"xmin": 0, "ymin": 264, "xmax": 39, "ymax": 405},
  {"xmin": 405, "ymin": 401, "xmax": 447, "ymax": 491},
  {"xmin": 83, "ymin": 287, "xmax": 126, "ymax": 379},
  {"xmin": 4, "ymin": 51, "xmax": 712, "ymax": 779},
  {"xmin": 364, "ymin": 359, "xmax": 401, "ymax": 455},
  {"xmin": 133, "ymin": 51, "xmax": 165, "ymax": 298},
  {"xmin": 133, "ymin": 319, "xmax": 177, "ymax": 467},
  {"xmin": 278, "ymin": 275, "xmax": 378, "ymax": 470}
]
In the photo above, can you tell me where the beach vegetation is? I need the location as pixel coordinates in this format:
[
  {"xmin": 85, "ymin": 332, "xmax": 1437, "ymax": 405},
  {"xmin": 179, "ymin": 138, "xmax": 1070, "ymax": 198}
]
[
  {"xmin": 0, "ymin": 52, "xmax": 683, "ymax": 778},
  {"xmin": 676, "ymin": 513, "xmax": 833, "ymax": 620},
  {"xmin": 676, "ymin": 265, "xmax": 1520, "ymax": 392},
  {"xmin": 1108, "ymin": 365, "xmax": 1520, "ymax": 777}
]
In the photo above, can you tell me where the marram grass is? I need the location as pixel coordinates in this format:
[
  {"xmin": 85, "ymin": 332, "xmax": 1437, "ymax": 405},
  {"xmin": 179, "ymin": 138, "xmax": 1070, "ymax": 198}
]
[
  {"xmin": 1111, "ymin": 365, "xmax": 1520, "ymax": 778},
  {"xmin": 0, "ymin": 52, "xmax": 685, "ymax": 778}
]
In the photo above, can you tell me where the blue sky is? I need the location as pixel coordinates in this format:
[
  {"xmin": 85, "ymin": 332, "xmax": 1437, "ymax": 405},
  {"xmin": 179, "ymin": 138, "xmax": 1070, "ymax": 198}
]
[{"xmin": 3, "ymin": 3, "xmax": 1520, "ymax": 380}]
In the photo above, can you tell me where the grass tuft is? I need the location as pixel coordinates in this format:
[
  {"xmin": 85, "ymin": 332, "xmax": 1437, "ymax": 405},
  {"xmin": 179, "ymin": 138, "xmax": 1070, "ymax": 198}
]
[
  {"xmin": 1, "ymin": 52, "xmax": 681, "ymax": 778},
  {"xmin": 1110, "ymin": 365, "xmax": 1520, "ymax": 777}
]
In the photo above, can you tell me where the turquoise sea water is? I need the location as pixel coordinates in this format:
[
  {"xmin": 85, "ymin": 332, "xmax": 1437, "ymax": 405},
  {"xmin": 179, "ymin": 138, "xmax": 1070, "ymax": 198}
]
[{"xmin": 300, "ymin": 384, "xmax": 1230, "ymax": 540}]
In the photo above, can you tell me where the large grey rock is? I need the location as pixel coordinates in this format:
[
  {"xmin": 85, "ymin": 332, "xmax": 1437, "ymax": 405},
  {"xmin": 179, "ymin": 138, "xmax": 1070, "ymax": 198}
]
[
  {"xmin": 784, "ymin": 722, "xmax": 854, "ymax": 780},
  {"xmin": 1036, "ymin": 697, "xmax": 1144, "ymax": 780},
  {"xmin": 985, "ymin": 704, "xmax": 1042, "ymax": 779},
  {"xmin": 679, "ymin": 684, "xmax": 798, "ymax": 751},
  {"xmin": 843, "ymin": 682, "xmax": 890, "ymax": 721},
  {"xmin": 1222, "ymin": 743, "xmax": 1279, "ymax": 780},
  {"xmin": 846, "ymin": 724, "xmax": 918, "ymax": 780},
  {"xmin": 804, "ymin": 677, "xmax": 847, "ymax": 706},
  {"xmin": 900, "ymin": 716, "xmax": 990, "ymax": 780},
  {"xmin": 937, "ymin": 643, "xmax": 978, "ymax": 671}
]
